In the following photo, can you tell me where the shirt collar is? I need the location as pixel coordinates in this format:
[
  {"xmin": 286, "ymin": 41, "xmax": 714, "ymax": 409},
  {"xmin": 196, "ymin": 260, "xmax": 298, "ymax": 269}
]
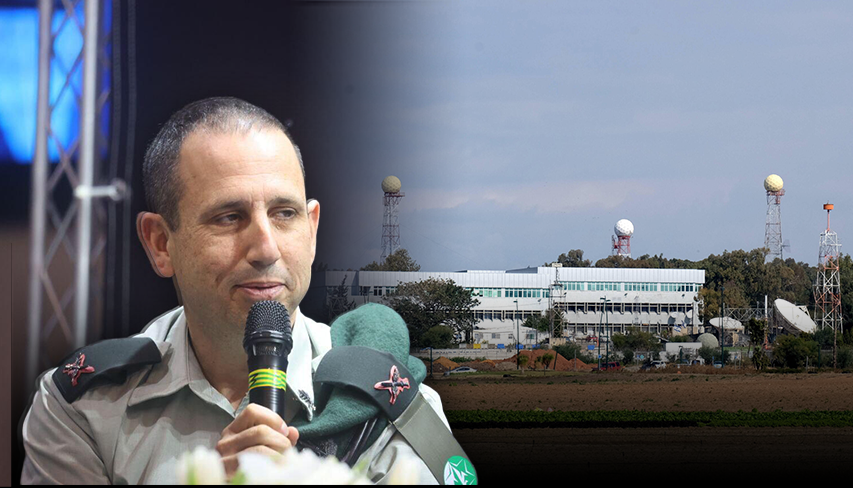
[{"xmin": 128, "ymin": 307, "xmax": 318, "ymax": 417}]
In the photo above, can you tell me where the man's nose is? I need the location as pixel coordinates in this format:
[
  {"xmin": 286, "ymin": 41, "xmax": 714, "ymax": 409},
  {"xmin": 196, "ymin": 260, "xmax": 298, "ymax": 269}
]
[{"xmin": 245, "ymin": 216, "xmax": 282, "ymax": 268}]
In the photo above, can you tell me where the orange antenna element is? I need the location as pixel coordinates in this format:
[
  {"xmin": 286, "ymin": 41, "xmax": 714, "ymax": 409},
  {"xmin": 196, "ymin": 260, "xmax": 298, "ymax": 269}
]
[{"xmin": 824, "ymin": 203, "xmax": 833, "ymax": 232}]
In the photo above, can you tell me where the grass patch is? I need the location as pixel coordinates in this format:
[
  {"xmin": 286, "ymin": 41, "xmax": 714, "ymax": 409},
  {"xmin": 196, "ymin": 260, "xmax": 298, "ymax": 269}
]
[{"xmin": 446, "ymin": 409, "xmax": 853, "ymax": 429}]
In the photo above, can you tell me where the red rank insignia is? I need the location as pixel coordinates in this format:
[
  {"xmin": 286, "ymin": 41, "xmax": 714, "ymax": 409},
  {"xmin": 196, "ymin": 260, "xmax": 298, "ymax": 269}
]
[
  {"xmin": 374, "ymin": 364, "xmax": 410, "ymax": 405},
  {"xmin": 63, "ymin": 353, "xmax": 95, "ymax": 387}
]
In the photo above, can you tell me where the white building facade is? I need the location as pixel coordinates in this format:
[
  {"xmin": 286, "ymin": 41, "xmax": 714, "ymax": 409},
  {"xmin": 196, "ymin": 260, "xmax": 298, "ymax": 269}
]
[{"xmin": 324, "ymin": 267, "xmax": 705, "ymax": 349}]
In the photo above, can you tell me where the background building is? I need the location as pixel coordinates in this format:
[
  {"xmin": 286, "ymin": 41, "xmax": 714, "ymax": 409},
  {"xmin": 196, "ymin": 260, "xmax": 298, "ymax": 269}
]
[{"xmin": 324, "ymin": 267, "xmax": 705, "ymax": 349}]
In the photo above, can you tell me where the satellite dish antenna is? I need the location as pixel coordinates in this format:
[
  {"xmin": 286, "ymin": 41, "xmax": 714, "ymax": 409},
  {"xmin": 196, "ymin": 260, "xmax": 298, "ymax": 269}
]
[
  {"xmin": 782, "ymin": 239, "xmax": 791, "ymax": 256},
  {"xmin": 773, "ymin": 299, "xmax": 816, "ymax": 334}
]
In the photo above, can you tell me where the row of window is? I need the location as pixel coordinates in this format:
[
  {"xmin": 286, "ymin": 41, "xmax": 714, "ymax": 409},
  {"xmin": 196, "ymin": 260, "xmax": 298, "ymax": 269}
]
[
  {"xmin": 341, "ymin": 282, "xmax": 701, "ymax": 297},
  {"xmin": 504, "ymin": 288, "xmax": 546, "ymax": 298},
  {"xmin": 561, "ymin": 282, "xmax": 700, "ymax": 292},
  {"xmin": 471, "ymin": 288, "xmax": 502, "ymax": 298},
  {"xmin": 473, "ymin": 303, "xmax": 694, "ymax": 321}
]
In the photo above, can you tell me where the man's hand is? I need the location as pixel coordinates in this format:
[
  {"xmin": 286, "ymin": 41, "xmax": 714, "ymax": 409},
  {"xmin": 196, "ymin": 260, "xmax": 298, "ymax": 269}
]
[{"xmin": 216, "ymin": 403, "xmax": 299, "ymax": 478}]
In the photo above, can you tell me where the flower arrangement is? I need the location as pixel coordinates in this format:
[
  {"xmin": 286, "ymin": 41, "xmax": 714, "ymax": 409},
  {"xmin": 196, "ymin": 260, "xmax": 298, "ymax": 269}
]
[{"xmin": 177, "ymin": 446, "xmax": 418, "ymax": 485}]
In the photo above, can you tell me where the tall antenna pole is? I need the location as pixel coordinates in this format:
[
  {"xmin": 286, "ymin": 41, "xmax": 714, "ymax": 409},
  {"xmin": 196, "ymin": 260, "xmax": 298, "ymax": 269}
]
[
  {"xmin": 380, "ymin": 176, "xmax": 404, "ymax": 263},
  {"xmin": 764, "ymin": 174, "xmax": 785, "ymax": 260},
  {"xmin": 814, "ymin": 203, "xmax": 842, "ymax": 368}
]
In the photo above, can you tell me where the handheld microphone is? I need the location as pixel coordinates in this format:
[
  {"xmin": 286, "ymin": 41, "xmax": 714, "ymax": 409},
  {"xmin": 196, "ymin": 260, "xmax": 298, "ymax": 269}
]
[{"xmin": 243, "ymin": 300, "xmax": 293, "ymax": 419}]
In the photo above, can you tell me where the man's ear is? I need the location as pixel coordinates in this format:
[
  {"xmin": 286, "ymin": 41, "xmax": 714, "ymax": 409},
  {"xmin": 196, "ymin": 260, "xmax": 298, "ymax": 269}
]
[
  {"xmin": 306, "ymin": 198, "xmax": 320, "ymax": 253},
  {"xmin": 136, "ymin": 212, "xmax": 175, "ymax": 278}
]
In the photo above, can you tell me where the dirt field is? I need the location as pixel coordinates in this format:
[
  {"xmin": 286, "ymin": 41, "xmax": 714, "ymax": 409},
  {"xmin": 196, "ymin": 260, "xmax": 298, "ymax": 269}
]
[
  {"xmin": 426, "ymin": 370, "xmax": 853, "ymax": 412},
  {"xmin": 425, "ymin": 371, "xmax": 853, "ymax": 482}
]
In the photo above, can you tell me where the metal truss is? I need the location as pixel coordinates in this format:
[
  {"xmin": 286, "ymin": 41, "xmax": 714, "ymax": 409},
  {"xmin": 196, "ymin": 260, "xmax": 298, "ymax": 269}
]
[
  {"xmin": 765, "ymin": 190, "xmax": 784, "ymax": 260},
  {"xmin": 26, "ymin": 0, "xmax": 124, "ymax": 390},
  {"xmin": 724, "ymin": 307, "xmax": 768, "ymax": 324},
  {"xmin": 380, "ymin": 191, "xmax": 404, "ymax": 263},
  {"xmin": 815, "ymin": 204, "xmax": 842, "ymax": 367}
]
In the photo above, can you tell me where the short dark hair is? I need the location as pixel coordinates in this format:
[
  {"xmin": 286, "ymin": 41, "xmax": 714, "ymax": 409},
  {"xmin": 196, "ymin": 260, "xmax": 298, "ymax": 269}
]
[{"xmin": 142, "ymin": 97, "xmax": 304, "ymax": 230}]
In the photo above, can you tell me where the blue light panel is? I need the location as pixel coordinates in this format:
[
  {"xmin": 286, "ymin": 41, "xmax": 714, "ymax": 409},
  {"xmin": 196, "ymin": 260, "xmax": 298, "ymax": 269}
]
[{"xmin": 0, "ymin": 5, "xmax": 109, "ymax": 165}]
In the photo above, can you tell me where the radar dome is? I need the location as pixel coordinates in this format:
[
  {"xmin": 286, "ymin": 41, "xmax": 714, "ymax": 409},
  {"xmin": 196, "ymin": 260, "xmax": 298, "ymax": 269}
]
[
  {"xmin": 697, "ymin": 333, "xmax": 719, "ymax": 349},
  {"xmin": 764, "ymin": 174, "xmax": 783, "ymax": 192},
  {"xmin": 614, "ymin": 219, "xmax": 634, "ymax": 237},
  {"xmin": 381, "ymin": 175, "xmax": 402, "ymax": 193}
]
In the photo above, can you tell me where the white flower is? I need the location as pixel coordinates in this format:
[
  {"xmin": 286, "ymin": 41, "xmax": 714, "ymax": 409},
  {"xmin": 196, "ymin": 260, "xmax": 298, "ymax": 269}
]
[
  {"xmin": 177, "ymin": 446, "xmax": 372, "ymax": 485},
  {"xmin": 238, "ymin": 448, "xmax": 371, "ymax": 485},
  {"xmin": 177, "ymin": 446, "xmax": 226, "ymax": 485}
]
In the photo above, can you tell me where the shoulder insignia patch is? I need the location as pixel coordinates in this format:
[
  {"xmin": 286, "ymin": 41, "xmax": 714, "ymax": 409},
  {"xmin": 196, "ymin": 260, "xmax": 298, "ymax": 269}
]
[{"xmin": 52, "ymin": 337, "xmax": 162, "ymax": 403}]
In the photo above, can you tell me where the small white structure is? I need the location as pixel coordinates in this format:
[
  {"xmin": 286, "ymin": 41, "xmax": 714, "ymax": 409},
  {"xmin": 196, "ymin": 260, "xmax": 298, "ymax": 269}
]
[
  {"xmin": 697, "ymin": 333, "xmax": 719, "ymax": 349},
  {"xmin": 664, "ymin": 342, "xmax": 703, "ymax": 362},
  {"xmin": 615, "ymin": 219, "xmax": 635, "ymax": 237},
  {"xmin": 763, "ymin": 174, "xmax": 784, "ymax": 193},
  {"xmin": 709, "ymin": 317, "xmax": 743, "ymax": 331},
  {"xmin": 381, "ymin": 175, "xmax": 402, "ymax": 194},
  {"xmin": 612, "ymin": 219, "xmax": 634, "ymax": 257}
]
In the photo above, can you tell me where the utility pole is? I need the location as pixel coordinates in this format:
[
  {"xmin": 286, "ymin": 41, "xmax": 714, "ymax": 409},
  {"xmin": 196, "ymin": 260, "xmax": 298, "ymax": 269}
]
[
  {"xmin": 548, "ymin": 264, "xmax": 561, "ymax": 370},
  {"xmin": 600, "ymin": 297, "xmax": 612, "ymax": 368},
  {"xmin": 515, "ymin": 299, "xmax": 520, "ymax": 370},
  {"xmin": 720, "ymin": 283, "xmax": 725, "ymax": 368}
]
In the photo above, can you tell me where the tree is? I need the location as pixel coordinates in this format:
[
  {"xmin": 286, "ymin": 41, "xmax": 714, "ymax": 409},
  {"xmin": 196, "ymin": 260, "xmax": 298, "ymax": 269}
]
[
  {"xmin": 698, "ymin": 345, "xmax": 715, "ymax": 365},
  {"xmin": 611, "ymin": 327, "xmax": 661, "ymax": 356},
  {"xmin": 518, "ymin": 353, "xmax": 529, "ymax": 373},
  {"xmin": 326, "ymin": 276, "xmax": 355, "ymax": 323},
  {"xmin": 745, "ymin": 318, "xmax": 769, "ymax": 370},
  {"xmin": 547, "ymin": 249, "xmax": 591, "ymax": 268},
  {"xmin": 385, "ymin": 278, "xmax": 480, "ymax": 348},
  {"xmin": 421, "ymin": 325, "xmax": 454, "ymax": 349},
  {"xmin": 361, "ymin": 248, "xmax": 421, "ymax": 272},
  {"xmin": 773, "ymin": 335, "xmax": 819, "ymax": 368},
  {"xmin": 521, "ymin": 308, "xmax": 565, "ymax": 339},
  {"xmin": 541, "ymin": 353, "xmax": 555, "ymax": 374}
]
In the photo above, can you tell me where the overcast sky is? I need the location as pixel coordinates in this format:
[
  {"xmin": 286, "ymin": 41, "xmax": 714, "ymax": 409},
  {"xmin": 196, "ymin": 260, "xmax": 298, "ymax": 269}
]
[{"xmin": 312, "ymin": 1, "xmax": 852, "ymax": 272}]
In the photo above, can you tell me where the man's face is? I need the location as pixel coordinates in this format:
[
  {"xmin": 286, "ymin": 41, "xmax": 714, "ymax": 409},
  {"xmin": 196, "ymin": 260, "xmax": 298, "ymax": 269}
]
[{"xmin": 166, "ymin": 128, "xmax": 319, "ymax": 339}]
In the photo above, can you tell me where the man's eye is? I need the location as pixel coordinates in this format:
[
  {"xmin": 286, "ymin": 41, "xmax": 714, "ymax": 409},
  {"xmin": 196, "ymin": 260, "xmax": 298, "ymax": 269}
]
[
  {"xmin": 215, "ymin": 213, "xmax": 241, "ymax": 224},
  {"xmin": 275, "ymin": 209, "xmax": 297, "ymax": 219}
]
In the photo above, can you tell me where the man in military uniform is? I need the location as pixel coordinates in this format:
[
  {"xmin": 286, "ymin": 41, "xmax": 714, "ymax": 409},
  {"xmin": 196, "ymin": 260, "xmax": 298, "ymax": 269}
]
[{"xmin": 21, "ymin": 98, "xmax": 472, "ymax": 484}]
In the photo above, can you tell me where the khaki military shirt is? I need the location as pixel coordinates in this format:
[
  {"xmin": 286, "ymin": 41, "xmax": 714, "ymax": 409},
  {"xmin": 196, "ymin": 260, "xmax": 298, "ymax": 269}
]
[{"xmin": 21, "ymin": 307, "xmax": 448, "ymax": 484}]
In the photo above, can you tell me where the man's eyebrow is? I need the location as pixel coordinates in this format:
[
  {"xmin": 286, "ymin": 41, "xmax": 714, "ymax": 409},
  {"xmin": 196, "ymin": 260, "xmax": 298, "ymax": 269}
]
[
  {"xmin": 268, "ymin": 196, "xmax": 305, "ymax": 208},
  {"xmin": 199, "ymin": 199, "xmax": 248, "ymax": 221},
  {"xmin": 199, "ymin": 196, "xmax": 306, "ymax": 221}
]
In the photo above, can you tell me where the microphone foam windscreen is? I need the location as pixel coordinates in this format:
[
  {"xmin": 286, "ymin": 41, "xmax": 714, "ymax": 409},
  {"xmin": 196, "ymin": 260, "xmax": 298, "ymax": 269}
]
[{"xmin": 245, "ymin": 300, "xmax": 292, "ymax": 336}]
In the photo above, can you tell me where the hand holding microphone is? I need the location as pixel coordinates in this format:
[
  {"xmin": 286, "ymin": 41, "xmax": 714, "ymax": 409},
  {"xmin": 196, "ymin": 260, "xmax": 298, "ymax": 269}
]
[{"xmin": 216, "ymin": 301, "xmax": 298, "ymax": 478}]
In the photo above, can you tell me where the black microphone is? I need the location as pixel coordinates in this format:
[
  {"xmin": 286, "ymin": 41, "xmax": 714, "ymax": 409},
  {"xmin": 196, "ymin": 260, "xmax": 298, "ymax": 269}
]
[{"xmin": 243, "ymin": 300, "xmax": 293, "ymax": 419}]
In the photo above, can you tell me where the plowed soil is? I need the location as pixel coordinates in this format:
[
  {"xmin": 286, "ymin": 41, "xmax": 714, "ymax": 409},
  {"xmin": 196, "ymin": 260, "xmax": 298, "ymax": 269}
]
[
  {"xmin": 427, "ymin": 371, "xmax": 853, "ymax": 412},
  {"xmin": 425, "ymin": 371, "xmax": 853, "ymax": 482}
]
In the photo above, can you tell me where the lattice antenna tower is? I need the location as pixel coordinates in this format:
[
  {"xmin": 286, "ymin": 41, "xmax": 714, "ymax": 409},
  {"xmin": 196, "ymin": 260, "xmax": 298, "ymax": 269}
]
[
  {"xmin": 764, "ymin": 174, "xmax": 785, "ymax": 260},
  {"xmin": 612, "ymin": 219, "xmax": 634, "ymax": 258},
  {"xmin": 814, "ymin": 203, "xmax": 842, "ymax": 367},
  {"xmin": 380, "ymin": 176, "xmax": 404, "ymax": 263}
]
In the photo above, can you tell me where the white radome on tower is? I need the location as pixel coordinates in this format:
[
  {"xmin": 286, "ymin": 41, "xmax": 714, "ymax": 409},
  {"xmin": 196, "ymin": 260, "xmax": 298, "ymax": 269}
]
[
  {"xmin": 764, "ymin": 174, "xmax": 783, "ymax": 193},
  {"xmin": 381, "ymin": 175, "xmax": 402, "ymax": 193},
  {"xmin": 614, "ymin": 219, "xmax": 634, "ymax": 237}
]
